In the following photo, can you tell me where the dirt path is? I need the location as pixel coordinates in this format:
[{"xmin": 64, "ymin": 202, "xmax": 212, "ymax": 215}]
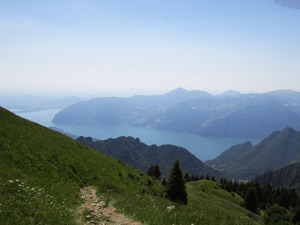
[{"xmin": 76, "ymin": 187, "xmax": 142, "ymax": 225}]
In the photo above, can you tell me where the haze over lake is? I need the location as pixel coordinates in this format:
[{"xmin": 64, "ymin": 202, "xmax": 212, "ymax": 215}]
[{"xmin": 16, "ymin": 109, "xmax": 260, "ymax": 161}]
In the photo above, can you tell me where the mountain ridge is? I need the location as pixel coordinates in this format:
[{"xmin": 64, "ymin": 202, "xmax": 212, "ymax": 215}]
[
  {"xmin": 53, "ymin": 89, "xmax": 300, "ymax": 138},
  {"xmin": 76, "ymin": 135, "xmax": 224, "ymax": 180},
  {"xmin": 206, "ymin": 127, "xmax": 300, "ymax": 180},
  {"xmin": 254, "ymin": 162, "xmax": 300, "ymax": 193}
]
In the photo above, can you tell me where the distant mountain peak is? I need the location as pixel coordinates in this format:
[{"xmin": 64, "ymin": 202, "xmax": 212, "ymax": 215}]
[
  {"xmin": 165, "ymin": 88, "xmax": 211, "ymax": 97},
  {"xmin": 218, "ymin": 90, "xmax": 241, "ymax": 97},
  {"xmin": 166, "ymin": 88, "xmax": 188, "ymax": 95}
]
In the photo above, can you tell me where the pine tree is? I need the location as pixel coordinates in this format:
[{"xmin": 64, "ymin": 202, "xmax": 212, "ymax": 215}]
[
  {"xmin": 153, "ymin": 164, "xmax": 161, "ymax": 179},
  {"xmin": 244, "ymin": 188, "xmax": 258, "ymax": 213},
  {"xmin": 166, "ymin": 159, "xmax": 187, "ymax": 204},
  {"xmin": 147, "ymin": 164, "xmax": 161, "ymax": 179},
  {"xmin": 184, "ymin": 173, "xmax": 190, "ymax": 182}
]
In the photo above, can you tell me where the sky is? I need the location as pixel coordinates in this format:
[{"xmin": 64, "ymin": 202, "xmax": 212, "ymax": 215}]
[{"xmin": 0, "ymin": 0, "xmax": 300, "ymax": 97}]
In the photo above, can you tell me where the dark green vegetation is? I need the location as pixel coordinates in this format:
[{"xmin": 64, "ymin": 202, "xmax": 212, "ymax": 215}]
[
  {"xmin": 220, "ymin": 179, "xmax": 300, "ymax": 225},
  {"xmin": 206, "ymin": 127, "xmax": 300, "ymax": 180},
  {"xmin": 166, "ymin": 160, "xmax": 187, "ymax": 204},
  {"xmin": 53, "ymin": 88, "xmax": 300, "ymax": 138},
  {"xmin": 255, "ymin": 162, "xmax": 300, "ymax": 193},
  {"xmin": 0, "ymin": 107, "xmax": 266, "ymax": 224},
  {"xmin": 147, "ymin": 164, "xmax": 161, "ymax": 179},
  {"xmin": 77, "ymin": 135, "xmax": 223, "ymax": 179}
]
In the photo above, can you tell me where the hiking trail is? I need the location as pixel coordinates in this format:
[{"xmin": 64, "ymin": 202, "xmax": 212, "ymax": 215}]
[{"xmin": 76, "ymin": 187, "xmax": 142, "ymax": 225}]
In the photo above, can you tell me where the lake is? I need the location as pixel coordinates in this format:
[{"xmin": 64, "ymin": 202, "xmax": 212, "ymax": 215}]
[{"xmin": 15, "ymin": 109, "xmax": 260, "ymax": 161}]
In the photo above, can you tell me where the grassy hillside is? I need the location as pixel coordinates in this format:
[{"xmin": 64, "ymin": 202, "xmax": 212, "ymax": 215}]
[
  {"xmin": 0, "ymin": 107, "xmax": 263, "ymax": 224},
  {"xmin": 77, "ymin": 136, "xmax": 224, "ymax": 179}
]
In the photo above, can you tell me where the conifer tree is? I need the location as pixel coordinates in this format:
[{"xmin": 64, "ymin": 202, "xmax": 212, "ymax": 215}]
[
  {"xmin": 153, "ymin": 164, "xmax": 161, "ymax": 179},
  {"xmin": 166, "ymin": 159, "xmax": 187, "ymax": 204},
  {"xmin": 244, "ymin": 188, "xmax": 258, "ymax": 213},
  {"xmin": 147, "ymin": 164, "xmax": 161, "ymax": 179},
  {"xmin": 205, "ymin": 174, "xmax": 210, "ymax": 180},
  {"xmin": 184, "ymin": 173, "xmax": 190, "ymax": 182}
]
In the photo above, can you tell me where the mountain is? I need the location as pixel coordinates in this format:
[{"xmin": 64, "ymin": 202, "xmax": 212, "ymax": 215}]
[
  {"xmin": 206, "ymin": 127, "xmax": 300, "ymax": 180},
  {"xmin": 254, "ymin": 162, "xmax": 300, "ymax": 192},
  {"xmin": 217, "ymin": 90, "xmax": 241, "ymax": 97},
  {"xmin": 0, "ymin": 106, "xmax": 263, "ymax": 225},
  {"xmin": 76, "ymin": 136, "xmax": 224, "ymax": 179},
  {"xmin": 52, "ymin": 89, "xmax": 300, "ymax": 138}
]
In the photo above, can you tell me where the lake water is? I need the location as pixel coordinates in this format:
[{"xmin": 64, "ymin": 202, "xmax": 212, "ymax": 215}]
[{"xmin": 15, "ymin": 109, "xmax": 260, "ymax": 161}]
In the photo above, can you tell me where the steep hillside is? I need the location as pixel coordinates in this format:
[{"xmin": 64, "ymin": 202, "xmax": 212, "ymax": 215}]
[
  {"xmin": 0, "ymin": 106, "xmax": 263, "ymax": 225},
  {"xmin": 0, "ymin": 106, "xmax": 161, "ymax": 224},
  {"xmin": 77, "ymin": 136, "xmax": 224, "ymax": 179},
  {"xmin": 206, "ymin": 127, "xmax": 300, "ymax": 180},
  {"xmin": 53, "ymin": 89, "xmax": 300, "ymax": 138},
  {"xmin": 255, "ymin": 162, "xmax": 300, "ymax": 192}
]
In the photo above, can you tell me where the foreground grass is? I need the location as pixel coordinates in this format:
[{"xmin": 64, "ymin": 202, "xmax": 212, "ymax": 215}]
[
  {"xmin": 106, "ymin": 180, "xmax": 263, "ymax": 225},
  {"xmin": 0, "ymin": 107, "xmax": 263, "ymax": 225}
]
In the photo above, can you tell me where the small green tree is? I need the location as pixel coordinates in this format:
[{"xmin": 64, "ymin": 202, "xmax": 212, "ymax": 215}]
[
  {"xmin": 154, "ymin": 164, "xmax": 161, "ymax": 179},
  {"xmin": 166, "ymin": 159, "xmax": 187, "ymax": 204},
  {"xmin": 184, "ymin": 173, "xmax": 190, "ymax": 182},
  {"xmin": 147, "ymin": 164, "xmax": 161, "ymax": 179}
]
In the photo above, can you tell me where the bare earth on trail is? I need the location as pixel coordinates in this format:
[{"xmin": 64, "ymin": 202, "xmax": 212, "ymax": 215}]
[{"xmin": 76, "ymin": 187, "xmax": 142, "ymax": 225}]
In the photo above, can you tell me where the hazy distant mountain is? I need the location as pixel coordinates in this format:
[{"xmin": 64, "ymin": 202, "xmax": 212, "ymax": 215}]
[
  {"xmin": 217, "ymin": 90, "xmax": 241, "ymax": 97},
  {"xmin": 206, "ymin": 127, "xmax": 300, "ymax": 180},
  {"xmin": 77, "ymin": 136, "xmax": 224, "ymax": 179},
  {"xmin": 53, "ymin": 89, "xmax": 300, "ymax": 138},
  {"xmin": 0, "ymin": 95, "xmax": 85, "ymax": 112},
  {"xmin": 254, "ymin": 162, "xmax": 300, "ymax": 192}
]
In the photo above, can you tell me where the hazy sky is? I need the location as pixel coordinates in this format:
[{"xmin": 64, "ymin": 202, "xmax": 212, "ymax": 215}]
[{"xmin": 1, "ymin": 0, "xmax": 300, "ymax": 96}]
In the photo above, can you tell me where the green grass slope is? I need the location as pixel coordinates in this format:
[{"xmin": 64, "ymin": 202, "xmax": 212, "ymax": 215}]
[{"xmin": 0, "ymin": 107, "xmax": 263, "ymax": 225}]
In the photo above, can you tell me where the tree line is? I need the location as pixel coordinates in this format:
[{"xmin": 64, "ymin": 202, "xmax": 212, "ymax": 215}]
[{"xmin": 147, "ymin": 161, "xmax": 300, "ymax": 224}]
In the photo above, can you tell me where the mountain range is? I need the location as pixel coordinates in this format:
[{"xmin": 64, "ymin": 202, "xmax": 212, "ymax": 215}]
[
  {"xmin": 52, "ymin": 88, "xmax": 300, "ymax": 138},
  {"xmin": 206, "ymin": 127, "xmax": 300, "ymax": 180},
  {"xmin": 77, "ymin": 136, "xmax": 224, "ymax": 179}
]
